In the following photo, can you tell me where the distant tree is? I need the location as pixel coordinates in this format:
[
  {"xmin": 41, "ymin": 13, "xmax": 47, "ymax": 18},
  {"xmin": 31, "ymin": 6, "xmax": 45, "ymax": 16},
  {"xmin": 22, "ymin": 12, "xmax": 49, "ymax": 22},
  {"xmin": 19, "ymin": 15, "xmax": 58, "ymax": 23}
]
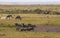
[
  {"xmin": 44, "ymin": 11, "xmax": 51, "ymax": 14},
  {"xmin": 34, "ymin": 8, "xmax": 44, "ymax": 14},
  {"xmin": 21, "ymin": 8, "xmax": 32, "ymax": 13},
  {"xmin": 15, "ymin": 9, "xmax": 21, "ymax": 13},
  {"xmin": 54, "ymin": 12, "xmax": 60, "ymax": 15}
]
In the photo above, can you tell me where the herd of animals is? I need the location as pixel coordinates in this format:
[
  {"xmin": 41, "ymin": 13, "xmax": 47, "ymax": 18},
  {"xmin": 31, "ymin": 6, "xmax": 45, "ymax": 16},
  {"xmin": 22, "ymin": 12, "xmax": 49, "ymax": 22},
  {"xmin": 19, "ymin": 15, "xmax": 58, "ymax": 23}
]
[
  {"xmin": 15, "ymin": 23, "xmax": 36, "ymax": 31},
  {"xmin": 0, "ymin": 15, "xmax": 22, "ymax": 20},
  {"xmin": 0, "ymin": 15, "xmax": 60, "ymax": 32},
  {"xmin": 0, "ymin": 15, "xmax": 36, "ymax": 31}
]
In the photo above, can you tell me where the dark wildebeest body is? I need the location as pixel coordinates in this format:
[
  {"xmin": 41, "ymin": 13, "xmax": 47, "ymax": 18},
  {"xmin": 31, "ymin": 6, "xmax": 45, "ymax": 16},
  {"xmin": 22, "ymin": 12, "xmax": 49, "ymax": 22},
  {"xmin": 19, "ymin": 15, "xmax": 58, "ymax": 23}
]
[
  {"xmin": 21, "ymin": 24, "xmax": 36, "ymax": 31},
  {"xmin": 6, "ymin": 15, "xmax": 13, "ymax": 19},
  {"xmin": 15, "ymin": 23, "xmax": 22, "ymax": 31},
  {"xmin": 21, "ymin": 27, "xmax": 28, "ymax": 31},
  {"xmin": 21, "ymin": 23, "xmax": 28, "ymax": 31},
  {"xmin": 15, "ymin": 23, "xmax": 36, "ymax": 31},
  {"xmin": 27, "ymin": 24, "xmax": 36, "ymax": 31},
  {"xmin": 15, "ymin": 16, "xmax": 22, "ymax": 20}
]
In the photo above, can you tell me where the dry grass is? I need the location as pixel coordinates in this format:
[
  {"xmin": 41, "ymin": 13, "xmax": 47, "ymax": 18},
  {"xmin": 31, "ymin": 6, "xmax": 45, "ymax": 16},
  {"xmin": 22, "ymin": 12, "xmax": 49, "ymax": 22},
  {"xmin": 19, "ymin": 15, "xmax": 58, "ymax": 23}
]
[
  {"xmin": 0, "ymin": 5, "xmax": 60, "ymax": 38},
  {"xmin": 0, "ymin": 14, "xmax": 60, "ymax": 26},
  {"xmin": 0, "ymin": 29, "xmax": 60, "ymax": 38},
  {"xmin": 0, "ymin": 5, "xmax": 60, "ymax": 12},
  {"xmin": 0, "ymin": 14, "xmax": 60, "ymax": 38}
]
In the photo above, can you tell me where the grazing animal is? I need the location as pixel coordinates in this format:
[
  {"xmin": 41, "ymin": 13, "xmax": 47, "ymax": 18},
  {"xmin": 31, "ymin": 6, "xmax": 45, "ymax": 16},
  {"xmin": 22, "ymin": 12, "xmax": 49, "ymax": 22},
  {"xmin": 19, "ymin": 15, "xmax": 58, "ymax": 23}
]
[
  {"xmin": 27, "ymin": 24, "xmax": 36, "ymax": 31},
  {"xmin": 22, "ymin": 23, "xmax": 28, "ymax": 27},
  {"xmin": 21, "ymin": 23, "xmax": 28, "ymax": 31},
  {"xmin": 15, "ymin": 23, "xmax": 22, "ymax": 31},
  {"xmin": 21, "ymin": 24, "xmax": 36, "ymax": 31},
  {"xmin": 6, "ymin": 15, "xmax": 13, "ymax": 19},
  {"xmin": 21, "ymin": 27, "xmax": 28, "ymax": 31},
  {"xmin": 15, "ymin": 16, "xmax": 22, "ymax": 20},
  {"xmin": 27, "ymin": 27, "xmax": 34, "ymax": 31},
  {"xmin": 15, "ymin": 23, "xmax": 36, "ymax": 31}
]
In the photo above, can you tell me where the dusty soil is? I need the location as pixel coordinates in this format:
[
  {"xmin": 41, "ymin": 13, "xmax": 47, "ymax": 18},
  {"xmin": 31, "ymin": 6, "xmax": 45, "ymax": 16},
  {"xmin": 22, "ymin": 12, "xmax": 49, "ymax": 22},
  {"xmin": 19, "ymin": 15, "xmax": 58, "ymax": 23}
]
[{"xmin": 35, "ymin": 25, "xmax": 60, "ymax": 32}]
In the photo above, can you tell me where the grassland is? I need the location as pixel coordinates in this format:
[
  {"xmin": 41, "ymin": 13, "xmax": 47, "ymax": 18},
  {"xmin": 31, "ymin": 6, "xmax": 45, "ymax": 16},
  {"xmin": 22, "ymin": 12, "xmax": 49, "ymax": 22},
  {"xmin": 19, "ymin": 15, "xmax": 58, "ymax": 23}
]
[
  {"xmin": 0, "ymin": 5, "xmax": 60, "ymax": 38},
  {"xmin": 0, "ymin": 27, "xmax": 60, "ymax": 38},
  {"xmin": 0, "ymin": 14, "xmax": 60, "ymax": 38},
  {"xmin": 0, "ymin": 5, "xmax": 60, "ymax": 14},
  {"xmin": 0, "ymin": 14, "xmax": 60, "ymax": 26},
  {"xmin": 0, "ymin": 5, "xmax": 60, "ymax": 11}
]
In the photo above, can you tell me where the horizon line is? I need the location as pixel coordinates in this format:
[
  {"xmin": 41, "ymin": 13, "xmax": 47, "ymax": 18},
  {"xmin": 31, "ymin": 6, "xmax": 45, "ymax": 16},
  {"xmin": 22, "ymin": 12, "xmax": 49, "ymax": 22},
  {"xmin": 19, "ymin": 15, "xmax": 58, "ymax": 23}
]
[{"xmin": 0, "ymin": 2, "xmax": 60, "ymax": 5}]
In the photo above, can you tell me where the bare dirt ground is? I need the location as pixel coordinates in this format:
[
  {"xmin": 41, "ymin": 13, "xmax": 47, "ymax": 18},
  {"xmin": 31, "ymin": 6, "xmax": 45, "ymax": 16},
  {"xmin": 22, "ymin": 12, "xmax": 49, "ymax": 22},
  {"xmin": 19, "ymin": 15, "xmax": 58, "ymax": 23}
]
[{"xmin": 35, "ymin": 25, "xmax": 60, "ymax": 32}]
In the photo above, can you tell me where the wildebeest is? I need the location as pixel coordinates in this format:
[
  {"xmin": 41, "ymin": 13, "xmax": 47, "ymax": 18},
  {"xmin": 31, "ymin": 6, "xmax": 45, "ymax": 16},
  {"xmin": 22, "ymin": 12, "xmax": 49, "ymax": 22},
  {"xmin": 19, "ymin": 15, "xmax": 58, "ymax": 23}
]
[
  {"xmin": 21, "ymin": 23, "xmax": 28, "ymax": 31},
  {"xmin": 15, "ymin": 23, "xmax": 22, "ymax": 31},
  {"xmin": 15, "ymin": 23, "xmax": 36, "ymax": 31},
  {"xmin": 6, "ymin": 15, "xmax": 13, "ymax": 19},
  {"xmin": 21, "ymin": 24, "xmax": 36, "ymax": 31},
  {"xmin": 27, "ymin": 24, "xmax": 36, "ymax": 31},
  {"xmin": 15, "ymin": 23, "xmax": 28, "ymax": 31},
  {"xmin": 15, "ymin": 15, "xmax": 22, "ymax": 20}
]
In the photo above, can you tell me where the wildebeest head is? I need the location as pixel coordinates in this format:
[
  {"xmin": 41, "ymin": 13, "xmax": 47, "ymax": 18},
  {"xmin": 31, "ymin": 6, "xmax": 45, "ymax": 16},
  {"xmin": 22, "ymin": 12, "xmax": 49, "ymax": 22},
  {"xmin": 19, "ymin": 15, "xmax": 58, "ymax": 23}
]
[{"xmin": 15, "ymin": 23, "xmax": 22, "ymax": 27}]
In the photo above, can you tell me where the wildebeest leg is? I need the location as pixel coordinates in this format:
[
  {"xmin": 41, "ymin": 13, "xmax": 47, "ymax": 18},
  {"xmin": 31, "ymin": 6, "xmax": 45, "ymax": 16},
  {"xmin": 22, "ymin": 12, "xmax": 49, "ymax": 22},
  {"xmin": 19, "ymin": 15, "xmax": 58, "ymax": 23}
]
[
  {"xmin": 18, "ymin": 18, "xmax": 22, "ymax": 20},
  {"xmin": 20, "ymin": 18, "xmax": 22, "ymax": 20}
]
